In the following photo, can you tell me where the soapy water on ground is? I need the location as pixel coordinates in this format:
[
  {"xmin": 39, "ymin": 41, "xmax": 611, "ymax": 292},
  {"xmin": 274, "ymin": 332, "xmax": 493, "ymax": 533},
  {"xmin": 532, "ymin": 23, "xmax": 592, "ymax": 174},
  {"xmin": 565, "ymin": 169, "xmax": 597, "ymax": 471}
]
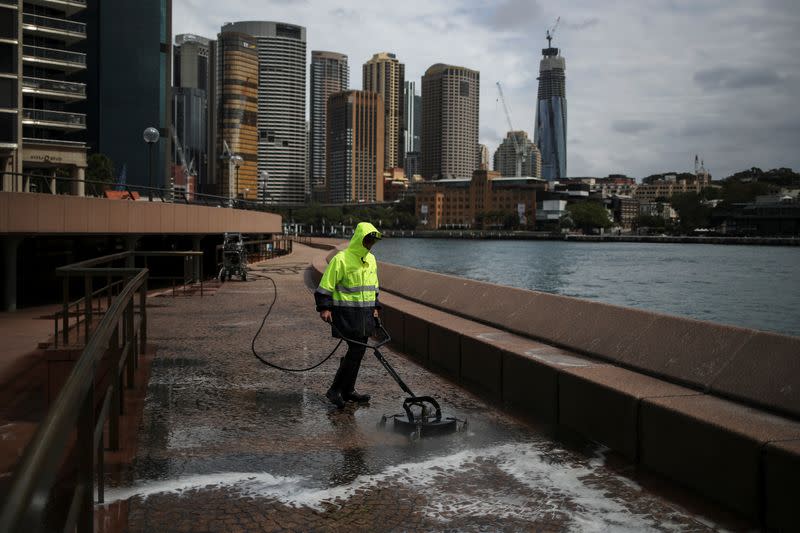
[{"xmin": 104, "ymin": 441, "xmax": 717, "ymax": 532}]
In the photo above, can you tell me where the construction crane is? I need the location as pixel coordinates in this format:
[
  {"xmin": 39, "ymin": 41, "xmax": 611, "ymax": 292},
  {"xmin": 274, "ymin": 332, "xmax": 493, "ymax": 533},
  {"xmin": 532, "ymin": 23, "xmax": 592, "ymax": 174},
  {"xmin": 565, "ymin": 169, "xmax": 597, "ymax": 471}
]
[
  {"xmin": 170, "ymin": 125, "xmax": 196, "ymax": 197},
  {"xmin": 546, "ymin": 16, "xmax": 560, "ymax": 48},
  {"xmin": 496, "ymin": 82, "xmax": 525, "ymax": 177}
]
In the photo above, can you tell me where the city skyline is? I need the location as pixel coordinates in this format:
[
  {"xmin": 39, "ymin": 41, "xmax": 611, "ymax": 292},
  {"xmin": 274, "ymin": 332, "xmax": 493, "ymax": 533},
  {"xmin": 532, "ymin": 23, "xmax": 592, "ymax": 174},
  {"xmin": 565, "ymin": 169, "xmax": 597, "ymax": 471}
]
[{"xmin": 173, "ymin": 0, "xmax": 800, "ymax": 180}]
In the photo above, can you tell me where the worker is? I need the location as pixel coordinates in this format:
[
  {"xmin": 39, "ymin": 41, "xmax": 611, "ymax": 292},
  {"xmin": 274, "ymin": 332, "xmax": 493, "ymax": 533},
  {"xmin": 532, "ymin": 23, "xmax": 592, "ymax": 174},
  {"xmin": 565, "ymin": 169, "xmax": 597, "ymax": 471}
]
[{"xmin": 314, "ymin": 222, "xmax": 382, "ymax": 408}]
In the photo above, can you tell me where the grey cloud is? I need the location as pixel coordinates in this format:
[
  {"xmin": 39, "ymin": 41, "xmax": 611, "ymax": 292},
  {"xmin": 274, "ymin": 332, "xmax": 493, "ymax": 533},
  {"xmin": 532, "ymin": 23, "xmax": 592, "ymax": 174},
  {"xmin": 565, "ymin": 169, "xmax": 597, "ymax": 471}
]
[
  {"xmin": 693, "ymin": 66, "xmax": 784, "ymax": 91},
  {"xmin": 331, "ymin": 8, "xmax": 359, "ymax": 21},
  {"xmin": 612, "ymin": 120, "xmax": 654, "ymax": 134},
  {"xmin": 481, "ymin": 0, "xmax": 543, "ymax": 31},
  {"xmin": 562, "ymin": 17, "xmax": 599, "ymax": 31}
]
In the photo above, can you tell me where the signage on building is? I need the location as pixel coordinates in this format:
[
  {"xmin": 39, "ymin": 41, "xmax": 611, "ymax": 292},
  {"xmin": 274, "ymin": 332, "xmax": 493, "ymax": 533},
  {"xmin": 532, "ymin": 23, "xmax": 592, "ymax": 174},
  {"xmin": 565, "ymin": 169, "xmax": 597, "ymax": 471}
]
[{"xmin": 517, "ymin": 203, "xmax": 527, "ymax": 224}]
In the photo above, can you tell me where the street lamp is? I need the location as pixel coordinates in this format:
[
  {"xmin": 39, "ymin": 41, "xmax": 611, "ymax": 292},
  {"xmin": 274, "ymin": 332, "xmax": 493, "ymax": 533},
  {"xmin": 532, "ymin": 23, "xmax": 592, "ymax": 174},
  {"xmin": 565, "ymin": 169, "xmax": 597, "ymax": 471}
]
[
  {"xmin": 231, "ymin": 155, "xmax": 243, "ymax": 201},
  {"xmin": 143, "ymin": 127, "xmax": 160, "ymax": 201}
]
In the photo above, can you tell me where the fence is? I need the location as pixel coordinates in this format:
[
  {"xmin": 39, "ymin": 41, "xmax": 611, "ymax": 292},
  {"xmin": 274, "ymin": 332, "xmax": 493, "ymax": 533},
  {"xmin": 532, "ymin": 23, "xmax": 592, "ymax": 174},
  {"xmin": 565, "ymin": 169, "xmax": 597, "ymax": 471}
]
[{"xmin": 0, "ymin": 250, "xmax": 200, "ymax": 532}]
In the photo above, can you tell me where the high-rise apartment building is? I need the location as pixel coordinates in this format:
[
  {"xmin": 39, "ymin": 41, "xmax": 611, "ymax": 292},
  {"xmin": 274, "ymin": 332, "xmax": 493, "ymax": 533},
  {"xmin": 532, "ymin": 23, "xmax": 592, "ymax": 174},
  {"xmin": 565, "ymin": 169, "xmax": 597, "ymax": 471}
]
[
  {"xmin": 216, "ymin": 30, "xmax": 258, "ymax": 201},
  {"xmin": 363, "ymin": 52, "xmax": 404, "ymax": 170},
  {"xmin": 326, "ymin": 90, "xmax": 384, "ymax": 204},
  {"xmin": 309, "ymin": 50, "xmax": 348, "ymax": 200},
  {"xmin": 84, "ymin": 0, "xmax": 172, "ymax": 190},
  {"xmin": 221, "ymin": 21, "xmax": 307, "ymax": 205},
  {"xmin": 534, "ymin": 37, "xmax": 567, "ymax": 181},
  {"xmin": 421, "ymin": 63, "xmax": 480, "ymax": 180},
  {"xmin": 1, "ymin": 0, "xmax": 88, "ymax": 191},
  {"xmin": 493, "ymin": 131, "xmax": 542, "ymax": 177},
  {"xmin": 403, "ymin": 80, "xmax": 421, "ymax": 154},
  {"xmin": 173, "ymin": 34, "xmax": 215, "ymax": 194}
]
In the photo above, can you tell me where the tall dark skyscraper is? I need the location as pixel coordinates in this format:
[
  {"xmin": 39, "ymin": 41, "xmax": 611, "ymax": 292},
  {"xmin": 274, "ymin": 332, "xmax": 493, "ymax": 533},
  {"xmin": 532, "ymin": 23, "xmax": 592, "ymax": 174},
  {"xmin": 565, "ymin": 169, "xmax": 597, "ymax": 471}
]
[
  {"xmin": 534, "ymin": 36, "xmax": 567, "ymax": 181},
  {"xmin": 85, "ymin": 0, "xmax": 172, "ymax": 189},
  {"xmin": 173, "ymin": 34, "xmax": 214, "ymax": 194},
  {"xmin": 309, "ymin": 51, "xmax": 348, "ymax": 201}
]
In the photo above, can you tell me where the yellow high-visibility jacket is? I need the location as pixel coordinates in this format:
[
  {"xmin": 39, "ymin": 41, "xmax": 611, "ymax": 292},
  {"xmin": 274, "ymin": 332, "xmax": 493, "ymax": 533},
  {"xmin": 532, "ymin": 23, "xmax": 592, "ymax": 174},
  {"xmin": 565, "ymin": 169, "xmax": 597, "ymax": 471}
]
[{"xmin": 315, "ymin": 222, "xmax": 382, "ymax": 338}]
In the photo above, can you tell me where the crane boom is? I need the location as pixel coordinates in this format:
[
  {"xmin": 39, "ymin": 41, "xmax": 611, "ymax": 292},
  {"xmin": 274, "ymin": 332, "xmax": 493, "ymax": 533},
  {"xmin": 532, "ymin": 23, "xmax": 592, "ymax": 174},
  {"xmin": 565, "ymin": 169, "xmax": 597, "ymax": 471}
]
[
  {"xmin": 496, "ymin": 82, "xmax": 524, "ymax": 177},
  {"xmin": 546, "ymin": 16, "xmax": 560, "ymax": 48}
]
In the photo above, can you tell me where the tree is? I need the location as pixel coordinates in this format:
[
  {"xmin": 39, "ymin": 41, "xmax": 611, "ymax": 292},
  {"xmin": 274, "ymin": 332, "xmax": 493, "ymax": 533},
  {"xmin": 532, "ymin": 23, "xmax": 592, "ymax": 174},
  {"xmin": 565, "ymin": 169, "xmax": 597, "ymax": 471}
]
[
  {"xmin": 86, "ymin": 153, "xmax": 115, "ymax": 189},
  {"xmin": 566, "ymin": 201, "xmax": 612, "ymax": 232},
  {"xmin": 670, "ymin": 192, "xmax": 711, "ymax": 231}
]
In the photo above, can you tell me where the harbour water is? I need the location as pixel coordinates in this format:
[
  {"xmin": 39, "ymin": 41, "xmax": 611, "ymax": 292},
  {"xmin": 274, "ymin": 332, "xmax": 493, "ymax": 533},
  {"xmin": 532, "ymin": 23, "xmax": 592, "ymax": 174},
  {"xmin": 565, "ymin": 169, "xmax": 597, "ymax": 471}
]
[{"xmin": 375, "ymin": 238, "xmax": 799, "ymax": 337}]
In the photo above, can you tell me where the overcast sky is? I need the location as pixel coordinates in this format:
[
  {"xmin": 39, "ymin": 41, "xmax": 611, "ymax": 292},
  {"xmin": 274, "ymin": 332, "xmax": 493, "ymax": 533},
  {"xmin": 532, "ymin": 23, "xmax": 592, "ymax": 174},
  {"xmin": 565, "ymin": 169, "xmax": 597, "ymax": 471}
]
[{"xmin": 174, "ymin": 0, "xmax": 800, "ymax": 179}]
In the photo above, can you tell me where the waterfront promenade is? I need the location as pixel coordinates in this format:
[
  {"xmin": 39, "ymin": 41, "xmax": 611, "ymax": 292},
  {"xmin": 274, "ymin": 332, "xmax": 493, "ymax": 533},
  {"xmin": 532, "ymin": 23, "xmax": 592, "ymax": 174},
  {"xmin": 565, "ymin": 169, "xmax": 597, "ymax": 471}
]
[{"xmin": 98, "ymin": 243, "xmax": 746, "ymax": 531}]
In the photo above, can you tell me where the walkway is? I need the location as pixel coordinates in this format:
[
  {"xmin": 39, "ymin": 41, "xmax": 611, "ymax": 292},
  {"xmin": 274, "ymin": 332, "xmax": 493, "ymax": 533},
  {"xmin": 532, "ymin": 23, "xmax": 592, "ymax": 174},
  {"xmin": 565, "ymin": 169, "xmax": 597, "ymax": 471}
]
[{"xmin": 102, "ymin": 244, "xmax": 745, "ymax": 531}]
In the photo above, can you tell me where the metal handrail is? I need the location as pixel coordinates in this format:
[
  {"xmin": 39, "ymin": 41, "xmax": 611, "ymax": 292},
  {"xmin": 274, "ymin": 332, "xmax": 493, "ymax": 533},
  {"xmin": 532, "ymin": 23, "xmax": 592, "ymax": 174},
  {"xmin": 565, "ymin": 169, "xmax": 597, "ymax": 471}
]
[
  {"xmin": 0, "ymin": 267, "xmax": 148, "ymax": 532},
  {"xmin": 1, "ymin": 171, "xmax": 281, "ymax": 212},
  {"xmin": 22, "ymin": 13, "xmax": 87, "ymax": 35},
  {"xmin": 22, "ymin": 44, "xmax": 86, "ymax": 65},
  {"xmin": 1, "ymin": 248, "xmax": 207, "ymax": 530},
  {"xmin": 23, "ymin": 76, "xmax": 87, "ymax": 96},
  {"xmin": 55, "ymin": 251, "xmax": 203, "ymax": 346},
  {"xmin": 22, "ymin": 108, "xmax": 86, "ymax": 126}
]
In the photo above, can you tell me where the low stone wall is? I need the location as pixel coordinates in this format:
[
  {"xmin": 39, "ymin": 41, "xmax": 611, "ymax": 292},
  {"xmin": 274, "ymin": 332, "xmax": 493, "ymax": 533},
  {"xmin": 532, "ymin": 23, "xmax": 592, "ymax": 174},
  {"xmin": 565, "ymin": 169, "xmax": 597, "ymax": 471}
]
[{"xmin": 308, "ymin": 245, "xmax": 800, "ymax": 529}]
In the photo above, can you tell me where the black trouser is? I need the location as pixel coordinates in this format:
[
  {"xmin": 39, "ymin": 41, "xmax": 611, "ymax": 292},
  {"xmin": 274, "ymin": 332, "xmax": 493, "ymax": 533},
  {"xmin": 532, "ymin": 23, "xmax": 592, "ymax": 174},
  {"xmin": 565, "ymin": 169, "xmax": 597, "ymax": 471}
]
[{"xmin": 329, "ymin": 337, "xmax": 367, "ymax": 394}]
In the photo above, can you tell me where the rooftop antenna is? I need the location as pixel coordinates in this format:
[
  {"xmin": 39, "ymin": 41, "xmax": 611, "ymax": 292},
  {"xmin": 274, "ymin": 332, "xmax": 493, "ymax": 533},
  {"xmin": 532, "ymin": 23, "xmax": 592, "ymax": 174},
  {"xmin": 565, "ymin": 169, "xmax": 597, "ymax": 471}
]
[{"xmin": 546, "ymin": 16, "xmax": 560, "ymax": 47}]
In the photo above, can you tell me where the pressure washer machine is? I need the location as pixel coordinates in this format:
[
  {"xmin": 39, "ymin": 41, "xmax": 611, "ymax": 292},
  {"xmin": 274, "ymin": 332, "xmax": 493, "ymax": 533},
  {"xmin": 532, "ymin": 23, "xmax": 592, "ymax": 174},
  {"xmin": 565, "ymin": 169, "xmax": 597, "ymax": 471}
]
[
  {"xmin": 218, "ymin": 232, "xmax": 247, "ymax": 282},
  {"xmin": 357, "ymin": 321, "xmax": 468, "ymax": 439}
]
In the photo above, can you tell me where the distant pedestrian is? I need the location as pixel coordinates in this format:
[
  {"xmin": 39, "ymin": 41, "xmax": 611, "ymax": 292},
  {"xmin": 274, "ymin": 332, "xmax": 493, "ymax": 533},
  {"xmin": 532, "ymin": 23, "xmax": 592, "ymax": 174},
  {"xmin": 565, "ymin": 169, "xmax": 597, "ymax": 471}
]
[{"xmin": 314, "ymin": 222, "xmax": 382, "ymax": 408}]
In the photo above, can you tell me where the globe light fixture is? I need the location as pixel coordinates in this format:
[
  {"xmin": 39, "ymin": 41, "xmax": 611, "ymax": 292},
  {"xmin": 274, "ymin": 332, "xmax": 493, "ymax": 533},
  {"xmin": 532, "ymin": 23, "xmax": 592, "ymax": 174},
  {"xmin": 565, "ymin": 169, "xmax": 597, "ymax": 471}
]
[{"xmin": 143, "ymin": 127, "xmax": 160, "ymax": 201}]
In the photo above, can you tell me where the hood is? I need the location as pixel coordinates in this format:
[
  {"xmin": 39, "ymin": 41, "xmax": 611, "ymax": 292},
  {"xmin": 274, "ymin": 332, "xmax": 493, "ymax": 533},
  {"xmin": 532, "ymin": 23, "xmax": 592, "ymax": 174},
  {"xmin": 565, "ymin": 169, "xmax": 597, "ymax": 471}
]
[{"xmin": 347, "ymin": 222, "xmax": 382, "ymax": 259}]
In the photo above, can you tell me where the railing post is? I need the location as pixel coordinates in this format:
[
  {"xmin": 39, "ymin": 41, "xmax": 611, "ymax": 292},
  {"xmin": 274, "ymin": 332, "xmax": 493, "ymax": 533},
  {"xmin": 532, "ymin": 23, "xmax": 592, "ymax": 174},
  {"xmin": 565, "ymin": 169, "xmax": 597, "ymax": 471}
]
[
  {"xmin": 106, "ymin": 273, "xmax": 112, "ymax": 310},
  {"xmin": 84, "ymin": 274, "xmax": 92, "ymax": 344},
  {"xmin": 139, "ymin": 278, "xmax": 147, "ymax": 355},
  {"xmin": 109, "ymin": 324, "xmax": 121, "ymax": 451},
  {"xmin": 126, "ymin": 300, "xmax": 135, "ymax": 388},
  {"xmin": 62, "ymin": 277, "xmax": 69, "ymax": 346},
  {"xmin": 77, "ymin": 379, "xmax": 94, "ymax": 531}
]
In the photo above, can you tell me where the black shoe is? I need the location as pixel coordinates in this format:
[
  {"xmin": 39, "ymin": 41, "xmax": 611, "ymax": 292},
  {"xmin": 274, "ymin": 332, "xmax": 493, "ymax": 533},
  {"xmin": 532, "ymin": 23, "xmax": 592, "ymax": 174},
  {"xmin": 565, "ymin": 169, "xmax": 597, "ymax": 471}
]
[
  {"xmin": 326, "ymin": 389, "xmax": 346, "ymax": 408},
  {"xmin": 343, "ymin": 391, "xmax": 370, "ymax": 403}
]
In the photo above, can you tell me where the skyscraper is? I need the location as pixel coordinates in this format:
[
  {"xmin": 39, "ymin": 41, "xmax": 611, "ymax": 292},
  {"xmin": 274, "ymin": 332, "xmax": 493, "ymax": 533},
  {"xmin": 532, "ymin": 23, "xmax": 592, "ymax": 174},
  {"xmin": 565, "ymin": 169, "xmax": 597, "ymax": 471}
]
[
  {"xmin": 493, "ymin": 131, "xmax": 542, "ymax": 177},
  {"xmin": 403, "ymin": 81, "xmax": 421, "ymax": 154},
  {"xmin": 327, "ymin": 90, "xmax": 384, "ymax": 204},
  {"xmin": 2, "ymin": 0, "xmax": 89, "ymax": 190},
  {"xmin": 534, "ymin": 37, "xmax": 567, "ymax": 181},
  {"xmin": 216, "ymin": 30, "xmax": 258, "ymax": 200},
  {"xmin": 363, "ymin": 52, "xmax": 404, "ymax": 170},
  {"xmin": 85, "ymin": 0, "xmax": 172, "ymax": 189},
  {"xmin": 309, "ymin": 51, "xmax": 348, "ymax": 200},
  {"xmin": 222, "ymin": 21, "xmax": 307, "ymax": 205},
  {"xmin": 421, "ymin": 64, "xmax": 480, "ymax": 180},
  {"xmin": 173, "ymin": 34, "xmax": 214, "ymax": 194}
]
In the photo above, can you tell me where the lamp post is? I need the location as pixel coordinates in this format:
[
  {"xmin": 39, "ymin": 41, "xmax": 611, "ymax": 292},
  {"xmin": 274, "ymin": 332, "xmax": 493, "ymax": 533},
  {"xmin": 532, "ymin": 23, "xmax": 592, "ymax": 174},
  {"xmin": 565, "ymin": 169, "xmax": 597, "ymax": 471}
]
[
  {"xmin": 231, "ymin": 155, "xmax": 243, "ymax": 202},
  {"xmin": 143, "ymin": 127, "xmax": 160, "ymax": 201}
]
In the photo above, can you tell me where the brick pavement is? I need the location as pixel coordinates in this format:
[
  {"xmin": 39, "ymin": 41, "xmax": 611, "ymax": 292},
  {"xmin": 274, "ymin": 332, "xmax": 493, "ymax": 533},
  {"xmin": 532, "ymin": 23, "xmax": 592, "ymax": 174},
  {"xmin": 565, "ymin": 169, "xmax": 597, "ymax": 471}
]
[{"xmin": 102, "ymin": 244, "xmax": 748, "ymax": 532}]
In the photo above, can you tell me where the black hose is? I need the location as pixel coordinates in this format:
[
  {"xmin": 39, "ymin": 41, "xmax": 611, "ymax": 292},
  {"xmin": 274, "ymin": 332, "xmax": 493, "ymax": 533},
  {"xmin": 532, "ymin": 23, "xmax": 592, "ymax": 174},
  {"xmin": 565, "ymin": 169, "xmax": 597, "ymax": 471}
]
[{"xmin": 249, "ymin": 273, "xmax": 343, "ymax": 372}]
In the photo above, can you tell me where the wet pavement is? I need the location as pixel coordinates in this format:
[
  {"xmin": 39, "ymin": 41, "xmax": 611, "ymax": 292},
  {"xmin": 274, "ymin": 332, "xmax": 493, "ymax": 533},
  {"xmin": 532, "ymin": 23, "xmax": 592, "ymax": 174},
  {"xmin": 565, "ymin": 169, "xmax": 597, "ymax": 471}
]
[{"xmin": 103, "ymin": 244, "xmax": 743, "ymax": 532}]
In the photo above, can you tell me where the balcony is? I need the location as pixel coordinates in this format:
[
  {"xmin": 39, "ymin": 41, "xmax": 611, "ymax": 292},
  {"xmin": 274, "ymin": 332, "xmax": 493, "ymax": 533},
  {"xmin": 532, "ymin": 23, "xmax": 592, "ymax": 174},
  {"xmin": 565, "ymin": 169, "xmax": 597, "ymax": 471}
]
[
  {"xmin": 22, "ymin": 45, "xmax": 85, "ymax": 71},
  {"xmin": 23, "ymin": 77, "xmax": 85, "ymax": 101},
  {"xmin": 24, "ymin": 0, "xmax": 85, "ymax": 17},
  {"xmin": 23, "ymin": 14, "xmax": 86, "ymax": 43},
  {"xmin": 22, "ymin": 108, "xmax": 86, "ymax": 130}
]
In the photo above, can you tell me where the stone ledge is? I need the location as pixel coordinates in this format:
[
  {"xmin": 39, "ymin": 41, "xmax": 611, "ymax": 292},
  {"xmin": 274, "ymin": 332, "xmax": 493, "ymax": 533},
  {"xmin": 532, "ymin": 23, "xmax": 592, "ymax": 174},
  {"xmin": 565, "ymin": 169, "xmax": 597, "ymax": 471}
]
[
  {"xmin": 377, "ymin": 260, "xmax": 800, "ymax": 420},
  {"xmin": 640, "ymin": 395, "xmax": 800, "ymax": 522},
  {"xmin": 558, "ymin": 365, "xmax": 701, "ymax": 461},
  {"xmin": 763, "ymin": 439, "xmax": 800, "ymax": 531}
]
